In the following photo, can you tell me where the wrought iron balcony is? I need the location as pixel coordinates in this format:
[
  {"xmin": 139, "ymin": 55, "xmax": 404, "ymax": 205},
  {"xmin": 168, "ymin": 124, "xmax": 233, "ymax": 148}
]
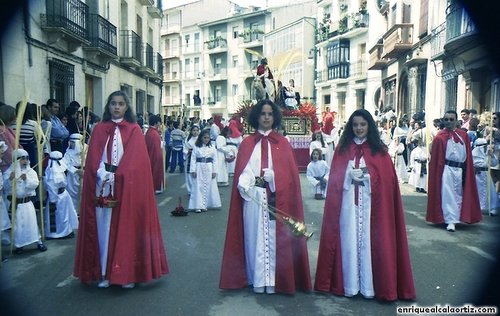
[
  {"xmin": 368, "ymin": 42, "xmax": 389, "ymax": 70},
  {"xmin": 430, "ymin": 22, "xmax": 446, "ymax": 60},
  {"xmin": 205, "ymin": 37, "xmax": 227, "ymax": 51},
  {"xmin": 83, "ymin": 14, "xmax": 117, "ymax": 59},
  {"xmin": 155, "ymin": 53, "xmax": 163, "ymax": 78},
  {"xmin": 443, "ymin": 3, "xmax": 479, "ymax": 54},
  {"xmin": 41, "ymin": 0, "xmax": 90, "ymax": 48},
  {"xmin": 317, "ymin": 12, "xmax": 369, "ymax": 43},
  {"xmin": 139, "ymin": 43, "xmax": 155, "ymax": 76},
  {"xmin": 138, "ymin": 0, "xmax": 154, "ymax": 6},
  {"xmin": 382, "ymin": 23, "xmax": 413, "ymax": 59},
  {"xmin": 120, "ymin": 30, "xmax": 143, "ymax": 68}
]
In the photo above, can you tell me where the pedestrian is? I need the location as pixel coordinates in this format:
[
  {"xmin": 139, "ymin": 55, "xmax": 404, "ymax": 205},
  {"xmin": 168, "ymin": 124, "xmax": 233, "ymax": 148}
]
[
  {"xmin": 215, "ymin": 127, "xmax": 230, "ymax": 187},
  {"xmin": 408, "ymin": 133, "xmax": 428, "ymax": 193},
  {"xmin": 46, "ymin": 99, "xmax": 69, "ymax": 153},
  {"xmin": 3, "ymin": 149, "xmax": 47, "ymax": 254},
  {"xmin": 472, "ymin": 138, "xmax": 499, "ymax": 215},
  {"xmin": 169, "ymin": 121, "xmax": 185, "ymax": 173},
  {"xmin": 226, "ymin": 120, "xmax": 242, "ymax": 176},
  {"xmin": 164, "ymin": 121, "xmax": 173, "ymax": 170},
  {"xmin": 63, "ymin": 133, "xmax": 85, "ymax": 209},
  {"xmin": 74, "ymin": 91, "xmax": 169, "ymax": 289},
  {"xmin": 426, "ymin": 110, "xmax": 482, "ymax": 232},
  {"xmin": 306, "ymin": 148, "xmax": 329, "ymax": 199},
  {"xmin": 0, "ymin": 141, "xmax": 11, "ymax": 251},
  {"xmin": 220, "ymin": 99, "xmax": 311, "ymax": 295},
  {"xmin": 188, "ymin": 129, "xmax": 221, "ymax": 213},
  {"xmin": 183, "ymin": 124, "xmax": 200, "ymax": 196},
  {"xmin": 0, "ymin": 104, "xmax": 17, "ymax": 172},
  {"xmin": 309, "ymin": 129, "xmax": 329, "ymax": 161},
  {"xmin": 145, "ymin": 115, "xmax": 164, "ymax": 194},
  {"xmin": 389, "ymin": 127, "xmax": 409, "ymax": 183},
  {"xmin": 314, "ymin": 109, "xmax": 415, "ymax": 301},
  {"xmin": 44, "ymin": 151, "xmax": 78, "ymax": 239}
]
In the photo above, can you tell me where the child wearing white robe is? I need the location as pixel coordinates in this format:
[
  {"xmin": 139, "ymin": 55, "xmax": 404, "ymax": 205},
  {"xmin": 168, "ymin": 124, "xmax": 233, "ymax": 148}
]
[
  {"xmin": 63, "ymin": 133, "xmax": 85, "ymax": 210},
  {"xmin": 389, "ymin": 136, "xmax": 408, "ymax": 183},
  {"xmin": 189, "ymin": 129, "xmax": 221, "ymax": 213},
  {"xmin": 3, "ymin": 149, "xmax": 47, "ymax": 254},
  {"xmin": 184, "ymin": 125, "xmax": 200, "ymax": 195},
  {"xmin": 472, "ymin": 138, "xmax": 499, "ymax": 215},
  {"xmin": 306, "ymin": 148, "xmax": 329, "ymax": 199},
  {"xmin": 215, "ymin": 132, "xmax": 230, "ymax": 186},
  {"xmin": 408, "ymin": 137, "xmax": 428, "ymax": 193},
  {"xmin": 45, "ymin": 151, "xmax": 79, "ymax": 239}
]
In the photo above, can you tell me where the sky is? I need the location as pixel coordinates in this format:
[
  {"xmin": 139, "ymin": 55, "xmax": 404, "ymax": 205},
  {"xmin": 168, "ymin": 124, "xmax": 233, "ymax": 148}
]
[{"xmin": 163, "ymin": 0, "xmax": 292, "ymax": 10}]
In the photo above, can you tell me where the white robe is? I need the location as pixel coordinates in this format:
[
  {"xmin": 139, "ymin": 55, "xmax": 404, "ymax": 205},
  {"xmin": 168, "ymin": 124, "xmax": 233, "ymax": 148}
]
[
  {"xmin": 408, "ymin": 146, "xmax": 428, "ymax": 190},
  {"xmin": 63, "ymin": 148, "xmax": 84, "ymax": 210},
  {"xmin": 389, "ymin": 140, "xmax": 408, "ymax": 183},
  {"xmin": 237, "ymin": 130, "xmax": 276, "ymax": 288},
  {"xmin": 472, "ymin": 145, "xmax": 499, "ymax": 212},
  {"xmin": 44, "ymin": 163, "xmax": 79, "ymax": 239},
  {"xmin": 3, "ymin": 165, "xmax": 41, "ymax": 248},
  {"xmin": 0, "ymin": 169, "xmax": 11, "ymax": 244},
  {"xmin": 226, "ymin": 136, "xmax": 242, "ymax": 174},
  {"xmin": 183, "ymin": 137, "xmax": 197, "ymax": 195},
  {"xmin": 442, "ymin": 137, "xmax": 467, "ymax": 224},
  {"xmin": 309, "ymin": 140, "xmax": 329, "ymax": 161},
  {"xmin": 306, "ymin": 160, "xmax": 329, "ymax": 198},
  {"xmin": 215, "ymin": 135, "xmax": 229, "ymax": 184},
  {"xmin": 339, "ymin": 155, "xmax": 374, "ymax": 298},
  {"xmin": 188, "ymin": 145, "xmax": 221, "ymax": 210}
]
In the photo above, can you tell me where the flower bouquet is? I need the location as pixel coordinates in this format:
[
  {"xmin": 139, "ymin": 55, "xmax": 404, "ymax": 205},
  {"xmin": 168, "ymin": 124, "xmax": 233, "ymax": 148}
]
[{"xmin": 171, "ymin": 197, "xmax": 188, "ymax": 216}]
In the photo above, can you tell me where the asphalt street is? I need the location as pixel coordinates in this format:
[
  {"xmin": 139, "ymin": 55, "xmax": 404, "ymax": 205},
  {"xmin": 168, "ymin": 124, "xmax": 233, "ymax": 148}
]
[{"xmin": 1, "ymin": 172, "xmax": 499, "ymax": 316}]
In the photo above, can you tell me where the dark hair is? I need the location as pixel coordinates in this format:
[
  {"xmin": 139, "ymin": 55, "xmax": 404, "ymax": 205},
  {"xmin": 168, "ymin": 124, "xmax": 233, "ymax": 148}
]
[
  {"xmin": 46, "ymin": 99, "xmax": 58, "ymax": 108},
  {"xmin": 149, "ymin": 114, "xmax": 161, "ymax": 126},
  {"xmin": 312, "ymin": 130, "xmax": 325, "ymax": 147},
  {"xmin": 0, "ymin": 104, "xmax": 16, "ymax": 126},
  {"xmin": 16, "ymin": 101, "xmax": 35, "ymax": 124},
  {"xmin": 102, "ymin": 91, "xmax": 136, "ymax": 123},
  {"xmin": 173, "ymin": 121, "xmax": 180, "ymax": 129},
  {"xmin": 187, "ymin": 124, "xmax": 200, "ymax": 141},
  {"xmin": 220, "ymin": 126, "xmax": 229, "ymax": 138},
  {"xmin": 337, "ymin": 109, "xmax": 387, "ymax": 154},
  {"xmin": 195, "ymin": 129, "xmax": 211, "ymax": 147},
  {"xmin": 310, "ymin": 148, "xmax": 323, "ymax": 161},
  {"xmin": 460, "ymin": 109, "xmax": 470, "ymax": 115},
  {"xmin": 445, "ymin": 110, "xmax": 458, "ymax": 119},
  {"xmin": 247, "ymin": 99, "xmax": 282, "ymax": 130},
  {"xmin": 69, "ymin": 101, "xmax": 81, "ymax": 110},
  {"xmin": 493, "ymin": 112, "xmax": 500, "ymax": 128}
]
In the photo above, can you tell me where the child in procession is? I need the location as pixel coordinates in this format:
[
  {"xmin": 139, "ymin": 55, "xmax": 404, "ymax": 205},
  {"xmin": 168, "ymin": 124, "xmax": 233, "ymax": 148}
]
[{"xmin": 306, "ymin": 148, "xmax": 329, "ymax": 199}]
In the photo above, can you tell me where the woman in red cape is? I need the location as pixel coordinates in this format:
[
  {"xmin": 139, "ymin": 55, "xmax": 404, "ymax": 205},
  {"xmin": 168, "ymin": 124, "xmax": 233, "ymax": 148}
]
[
  {"xmin": 314, "ymin": 109, "xmax": 415, "ymax": 301},
  {"xmin": 145, "ymin": 114, "xmax": 165, "ymax": 193},
  {"xmin": 74, "ymin": 91, "xmax": 168, "ymax": 287},
  {"xmin": 219, "ymin": 100, "xmax": 311, "ymax": 295}
]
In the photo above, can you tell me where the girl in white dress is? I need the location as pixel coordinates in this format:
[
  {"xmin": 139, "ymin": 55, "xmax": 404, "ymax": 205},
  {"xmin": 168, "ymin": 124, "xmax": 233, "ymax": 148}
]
[
  {"xmin": 215, "ymin": 127, "xmax": 230, "ymax": 186},
  {"xmin": 189, "ymin": 129, "xmax": 221, "ymax": 213},
  {"xmin": 309, "ymin": 130, "xmax": 329, "ymax": 161},
  {"xmin": 63, "ymin": 133, "xmax": 85, "ymax": 209},
  {"xmin": 183, "ymin": 125, "xmax": 200, "ymax": 195},
  {"xmin": 306, "ymin": 148, "xmax": 330, "ymax": 199},
  {"xmin": 472, "ymin": 138, "xmax": 499, "ymax": 215},
  {"xmin": 408, "ymin": 134, "xmax": 428, "ymax": 193}
]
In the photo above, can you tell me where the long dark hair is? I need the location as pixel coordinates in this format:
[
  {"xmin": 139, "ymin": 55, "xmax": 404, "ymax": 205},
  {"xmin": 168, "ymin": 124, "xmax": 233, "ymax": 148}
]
[
  {"xmin": 102, "ymin": 91, "xmax": 136, "ymax": 123},
  {"xmin": 337, "ymin": 109, "xmax": 387, "ymax": 154},
  {"xmin": 195, "ymin": 129, "xmax": 211, "ymax": 147},
  {"xmin": 187, "ymin": 124, "xmax": 200, "ymax": 141},
  {"xmin": 247, "ymin": 99, "xmax": 282, "ymax": 130}
]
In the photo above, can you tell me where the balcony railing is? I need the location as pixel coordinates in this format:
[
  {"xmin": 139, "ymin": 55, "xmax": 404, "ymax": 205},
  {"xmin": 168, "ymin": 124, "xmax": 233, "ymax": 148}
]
[
  {"xmin": 382, "ymin": 23, "xmax": 413, "ymax": 59},
  {"xmin": 164, "ymin": 72, "xmax": 180, "ymax": 81},
  {"xmin": 120, "ymin": 30, "xmax": 142, "ymax": 66},
  {"xmin": 156, "ymin": 53, "xmax": 163, "ymax": 77},
  {"xmin": 86, "ymin": 14, "xmax": 117, "ymax": 57},
  {"xmin": 446, "ymin": 4, "xmax": 476, "ymax": 42},
  {"xmin": 144, "ymin": 43, "xmax": 154, "ymax": 70},
  {"xmin": 430, "ymin": 22, "xmax": 446, "ymax": 60},
  {"xmin": 205, "ymin": 37, "xmax": 227, "ymax": 50},
  {"xmin": 350, "ymin": 60, "xmax": 367, "ymax": 77},
  {"xmin": 42, "ymin": 0, "xmax": 89, "ymax": 42},
  {"xmin": 317, "ymin": 12, "xmax": 369, "ymax": 42}
]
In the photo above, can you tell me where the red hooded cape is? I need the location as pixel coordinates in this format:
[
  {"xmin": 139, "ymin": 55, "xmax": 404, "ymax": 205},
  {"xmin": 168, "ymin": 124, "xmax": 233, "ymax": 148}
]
[
  {"xmin": 426, "ymin": 128, "xmax": 482, "ymax": 223},
  {"xmin": 145, "ymin": 127, "xmax": 165, "ymax": 191},
  {"xmin": 74, "ymin": 121, "xmax": 169, "ymax": 285},
  {"xmin": 314, "ymin": 141, "xmax": 416, "ymax": 301},
  {"xmin": 219, "ymin": 131, "xmax": 312, "ymax": 294}
]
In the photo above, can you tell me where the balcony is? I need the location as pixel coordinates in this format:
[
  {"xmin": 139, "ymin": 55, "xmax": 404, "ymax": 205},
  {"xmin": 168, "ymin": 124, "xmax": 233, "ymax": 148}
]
[
  {"xmin": 317, "ymin": 12, "xmax": 369, "ymax": 43},
  {"xmin": 120, "ymin": 30, "xmax": 142, "ymax": 68},
  {"xmin": 207, "ymin": 68, "xmax": 228, "ymax": 81},
  {"xmin": 163, "ymin": 48, "xmax": 180, "ymax": 59},
  {"xmin": 139, "ymin": 43, "xmax": 155, "ymax": 76},
  {"xmin": 161, "ymin": 23, "xmax": 180, "ymax": 35},
  {"xmin": 382, "ymin": 23, "xmax": 413, "ymax": 59},
  {"xmin": 368, "ymin": 42, "xmax": 389, "ymax": 70},
  {"xmin": 164, "ymin": 72, "xmax": 180, "ymax": 82},
  {"xmin": 138, "ymin": 0, "xmax": 154, "ymax": 6},
  {"xmin": 443, "ymin": 4, "xmax": 480, "ymax": 55},
  {"xmin": 154, "ymin": 53, "xmax": 163, "ymax": 80},
  {"xmin": 238, "ymin": 29, "xmax": 264, "ymax": 48},
  {"xmin": 83, "ymin": 14, "xmax": 117, "ymax": 60},
  {"xmin": 206, "ymin": 96, "xmax": 227, "ymax": 107},
  {"xmin": 148, "ymin": 6, "xmax": 162, "ymax": 19},
  {"xmin": 205, "ymin": 37, "xmax": 228, "ymax": 52},
  {"xmin": 41, "ymin": 0, "xmax": 90, "ymax": 51},
  {"xmin": 350, "ymin": 59, "xmax": 367, "ymax": 78},
  {"xmin": 430, "ymin": 22, "xmax": 446, "ymax": 60}
]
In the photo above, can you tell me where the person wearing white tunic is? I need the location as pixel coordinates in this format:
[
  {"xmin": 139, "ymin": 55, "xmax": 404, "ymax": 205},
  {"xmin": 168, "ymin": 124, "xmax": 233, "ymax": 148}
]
[
  {"xmin": 189, "ymin": 129, "xmax": 221, "ymax": 213},
  {"xmin": 226, "ymin": 123, "xmax": 242, "ymax": 175},
  {"xmin": 0, "ymin": 141, "xmax": 11, "ymax": 248},
  {"xmin": 389, "ymin": 129, "xmax": 409, "ymax": 183},
  {"xmin": 306, "ymin": 148, "xmax": 329, "ymax": 199},
  {"xmin": 183, "ymin": 125, "xmax": 200, "ymax": 196},
  {"xmin": 472, "ymin": 138, "xmax": 499, "ymax": 215},
  {"xmin": 3, "ymin": 149, "xmax": 47, "ymax": 254},
  {"xmin": 63, "ymin": 133, "xmax": 85, "ymax": 209},
  {"xmin": 215, "ymin": 129, "xmax": 230, "ymax": 186},
  {"xmin": 408, "ymin": 135, "xmax": 428, "ymax": 193},
  {"xmin": 44, "ymin": 151, "xmax": 79, "ymax": 239},
  {"xmin": 309, "ymin": 130, "xmax": 329, "ymax": 161}
]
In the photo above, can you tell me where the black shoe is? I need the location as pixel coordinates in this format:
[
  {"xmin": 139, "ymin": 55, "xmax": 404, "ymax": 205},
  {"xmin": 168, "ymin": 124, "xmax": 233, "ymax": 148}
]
[
  {"xmin": 13, "ymin": 247, "xmax": 24, "ymax": 255},
  {"xmin": 1, "ymin": 256, "xmax": 7, "ymax": 262},
  {"xmin": 37, "ymin": 243, "xmax": 47, "ymax": 252},
  {"xmin": 420, "ymin": 189, "xmax": 427, "ymax": 193},
  {"xmin": 62, "ymin": 232, "xmax": 75, "ymax": 239},
  {"xmin": 416, "ymin": 188, "xmax": 420, "ymax": 192}
]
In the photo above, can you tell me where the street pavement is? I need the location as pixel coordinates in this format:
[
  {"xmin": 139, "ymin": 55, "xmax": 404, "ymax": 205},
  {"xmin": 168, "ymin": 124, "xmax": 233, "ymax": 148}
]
[{"xmin": 1, "ymin": 172, "xmax": 499, "ymax": 316}]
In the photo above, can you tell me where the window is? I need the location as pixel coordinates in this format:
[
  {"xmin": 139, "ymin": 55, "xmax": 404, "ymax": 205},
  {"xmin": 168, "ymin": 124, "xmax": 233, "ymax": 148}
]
[
  {"xmin": 215, "ymin": 86, "xmax": 222, "ymax": 102},
  {"xmin": 194, "ymin": 57, "xmax": 200, "ymax": 74},
  {"xmin": 232, "ymin": 55, "xmax": 238, "ymax": 67},
  {"xmin": 232, "ymin": 84, "xmax": 238, "ymax": 96},
  {"xmin": 233, "ymin": 26, "xmax": 239, "ymax": 39},
  {"xmin": 326, "ymin": 40, "xmax": 350, "ymax": 80},
  {"xmin": 214, "ymin": 57, "xmax": 222, "ymax": 75},
  {"xmin": 194, "ymin": 33, "xmax": 200, "ymax": 51},
  {"xmin": 185, "ymin": 34, "xmax": 190, "ymax": 48},
  {"xmin": 49, "ymin": 59, "xmax": 74, "ymax": 108},
  {"xmin": 185, "ymin": 58, "xmax": 191, "ymax": 76}
]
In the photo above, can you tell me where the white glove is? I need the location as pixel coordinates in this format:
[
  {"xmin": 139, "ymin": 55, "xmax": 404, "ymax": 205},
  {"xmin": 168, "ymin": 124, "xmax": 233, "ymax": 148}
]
[
  {"xmin": 262, "ymin": 168, "xmax": 274, "ymax": 183},
  {"xmin": 350, "ymin": 168, "xmax": 364, "ymax": 182}
]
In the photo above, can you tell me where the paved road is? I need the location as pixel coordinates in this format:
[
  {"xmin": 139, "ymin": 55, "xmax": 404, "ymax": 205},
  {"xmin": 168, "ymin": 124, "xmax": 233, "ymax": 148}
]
[{"xmin": 1, "ymin": 172, "xmax": 499, "ymax": 316}]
